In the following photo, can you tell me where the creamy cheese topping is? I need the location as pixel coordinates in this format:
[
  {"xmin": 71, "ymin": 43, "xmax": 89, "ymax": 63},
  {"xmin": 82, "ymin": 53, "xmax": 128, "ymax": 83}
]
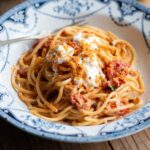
[
  {"xmin": 53, "ymin": 34, "xmax": 105, "ymax": 87},
  {"xmin": 75, "ymin": 55, "xmax": 105, "ymax": 87},
  {"xmin": 73, "ymin": 32, "xmax": 83, "ymax": 42},
  {"xmin": 55, "ymin": 43, "xmax": 74, "ymax": 64},
  {"xmin": 83, "ymin": 57, "xmax": 104, "ymax": 87},
  {"xmin": 74, "ymin": 77, "xmax": 85, "ymax": 85},
  {"xmin": 56, "ymin": 43, "xmax": 74, "ymax": 57},
  {"xmin": 84, "ymin": 36, "xmax": 100, "ymax": 44},
  {"xmin": 57, "ymin": 58, "xmax": 66, "ymax": 64},
  {"xmin": 90, "ymin": 43, "xmax": 98, "ymax": 50},
  {"xmin": 73, "ymin": 32, "xmax": 102, "ymax": 50}
]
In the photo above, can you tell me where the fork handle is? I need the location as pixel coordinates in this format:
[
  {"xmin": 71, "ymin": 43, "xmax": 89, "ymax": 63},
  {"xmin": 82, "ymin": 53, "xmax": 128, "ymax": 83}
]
[
  {"xmin": 0, "ymin": 20, "xmax": 87, "ymax": 47},
  {"xmin": 0, "ymin": 35, "xmax": 40, "ymax": 47}
]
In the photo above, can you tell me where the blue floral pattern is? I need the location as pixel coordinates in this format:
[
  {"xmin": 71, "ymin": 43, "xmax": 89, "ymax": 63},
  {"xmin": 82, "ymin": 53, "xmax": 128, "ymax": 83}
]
[
  {"xmin": 145, "ymin": 14, "xmax": 150, "ymax": 20},
  {"xmin": 0, "ymin": 92, "xmax": 6, "ymax": 101},
  {"xmin": 21, "ymin": 115, "xmax": 65, "ymax": 131},
  {"xmin": 9, "ymin": 10, "xmax": 26, "ymax": 24},
  {"xmin": 0, "ymin": 49, "xmax": 6, "ymax": 70},
  {"xmin": 99, "ymin": 0, "xmax": 110, "ymax": 4},
  {"xmin": 0, "ymin": 27, "xmax": 9, "ymax": 73},
  {"xmin": 34, "ymin": 2, "xmax": 46, "ymax": 8},
  {"xmin": 108, "ymin": 1, "xmax": 141, "ymax": 27},
  {"xmin": 0, "ymin": 84, "xmax": 13, "ymax": 108},
  {"xmin": 53, "ymin": 0, "xmax": 93, "ymax": 16},
  {"xmin": 119, "ymin": 3, "xmax": 137, "ymax": 16},
  {"xmin": 0, "ymin": 25, "xmax": 3, "ymax": 32},
  {"xmin": 142, "ymin": 14, "xmax": 150, "ymax": 52}
]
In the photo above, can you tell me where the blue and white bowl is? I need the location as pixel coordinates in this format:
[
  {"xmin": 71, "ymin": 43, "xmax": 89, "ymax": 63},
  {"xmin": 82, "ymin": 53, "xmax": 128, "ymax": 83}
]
[{"xmin": 0, "ymin": 0, "xmax": 150, "ymax": 143}]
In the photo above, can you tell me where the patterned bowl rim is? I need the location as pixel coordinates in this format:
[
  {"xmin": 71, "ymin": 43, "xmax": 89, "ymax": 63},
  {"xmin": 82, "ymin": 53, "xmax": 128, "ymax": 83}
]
[{"xmin": 0, "ymin": 0, "xmax": 150, "ymax": 143}]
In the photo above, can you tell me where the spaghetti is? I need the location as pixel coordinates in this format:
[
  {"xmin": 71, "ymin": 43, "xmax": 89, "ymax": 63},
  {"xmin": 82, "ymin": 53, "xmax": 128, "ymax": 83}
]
[{"xmin": 11, "ymin": 25, "xmax": 144, "ymax": 126}]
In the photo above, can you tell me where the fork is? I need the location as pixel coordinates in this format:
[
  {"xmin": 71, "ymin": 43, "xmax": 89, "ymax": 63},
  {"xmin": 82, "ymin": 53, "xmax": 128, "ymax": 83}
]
[{"xmin": 0, "ymin": 20, "xmax": 87, "ymax": 47}]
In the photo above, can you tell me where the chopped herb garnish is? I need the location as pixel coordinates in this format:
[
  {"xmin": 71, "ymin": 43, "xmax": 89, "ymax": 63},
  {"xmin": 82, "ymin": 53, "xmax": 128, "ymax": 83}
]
[{"xmin": 108, "ymin": 85, "xmax": 116, "ymax": 91}]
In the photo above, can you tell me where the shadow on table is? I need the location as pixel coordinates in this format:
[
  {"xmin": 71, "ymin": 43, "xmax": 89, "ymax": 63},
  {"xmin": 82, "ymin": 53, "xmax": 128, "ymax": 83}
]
[{"xmin": 0, "ymin": 118, "xmax": 111, "ymax": 150}]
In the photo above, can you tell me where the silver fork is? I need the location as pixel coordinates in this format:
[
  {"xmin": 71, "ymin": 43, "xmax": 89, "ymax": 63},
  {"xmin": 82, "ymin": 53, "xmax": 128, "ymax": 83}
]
[{"xmin": 0, "ymin": 20, "xmax": 87, "ymax": 47}]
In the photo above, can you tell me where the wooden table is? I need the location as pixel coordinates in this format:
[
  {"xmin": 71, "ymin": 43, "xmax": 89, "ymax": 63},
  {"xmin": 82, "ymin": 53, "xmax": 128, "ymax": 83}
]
[{"xmin": 0, "ymin": 0, "xmax": 150, "ymax": 150}]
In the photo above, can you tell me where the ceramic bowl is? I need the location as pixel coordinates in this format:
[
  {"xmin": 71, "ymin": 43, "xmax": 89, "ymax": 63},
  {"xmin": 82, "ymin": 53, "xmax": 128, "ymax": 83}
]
[{"xmin": 0, "ymin": 0, "xmax": 150, "ymax": 143}]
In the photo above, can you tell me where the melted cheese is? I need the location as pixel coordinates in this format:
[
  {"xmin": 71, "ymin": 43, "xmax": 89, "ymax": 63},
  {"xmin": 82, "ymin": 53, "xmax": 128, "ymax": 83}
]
[
  {"xmin": 73, "ymin": 32, "xmax": 83, "ymax": 42},
  {"xmin": 74, "ymin": 77, "xmax": 85, "ymax": 85},
  {"xmin": 90, "ymin": 43, "xmax": 98, "ymax": 50},
  {"xmin": 73, "ymin": 32, "xmax": 102, "ymax": 50},
  {"xmin": 75, "ymin": 55, "xmax": 105, "ymax": 87},
  {"xmin": 53, "ymin": 33, "xmax": 105, "ymax": 87},
  {"xmin": 83, "ymin": 57, "xmax": 105, "ymax": 87},
  {"xmin": 84, "ymin": 36, "xmax": 100, "ymax": 44},
  {"xmin": 55, "ymin": 43, "xmax": 74, "ymax": 64}
]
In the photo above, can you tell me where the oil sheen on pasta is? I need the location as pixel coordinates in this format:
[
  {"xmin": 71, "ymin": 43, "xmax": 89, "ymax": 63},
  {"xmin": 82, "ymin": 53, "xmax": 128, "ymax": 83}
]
[{"xmin": 11, "ymin": 25, "xmax": 144, "ymax": 126}]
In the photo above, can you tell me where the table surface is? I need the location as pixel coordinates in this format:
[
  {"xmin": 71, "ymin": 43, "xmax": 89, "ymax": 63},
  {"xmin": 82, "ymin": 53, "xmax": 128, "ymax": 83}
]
[{"xmin": 0, "ymin": 0, "xmax": 150, "ymax": 150}]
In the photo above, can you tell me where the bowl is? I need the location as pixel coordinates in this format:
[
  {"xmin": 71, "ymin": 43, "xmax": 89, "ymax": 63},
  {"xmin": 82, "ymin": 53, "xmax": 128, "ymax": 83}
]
[{"xmin": 0, "ymin": 0, "xmax": 150, "ymax": 143}]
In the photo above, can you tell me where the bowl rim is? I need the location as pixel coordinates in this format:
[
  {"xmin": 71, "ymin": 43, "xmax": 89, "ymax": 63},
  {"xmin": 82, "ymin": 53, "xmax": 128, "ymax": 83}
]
[{"xmin": 0, "ymin": 0, "xmax": 150, "ymax": 143}]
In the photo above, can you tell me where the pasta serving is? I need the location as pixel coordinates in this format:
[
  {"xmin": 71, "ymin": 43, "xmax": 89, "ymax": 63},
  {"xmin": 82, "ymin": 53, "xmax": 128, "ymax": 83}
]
[{"xmin": 11, "ymin": 25, "xmax": 144, "ymax": 126}]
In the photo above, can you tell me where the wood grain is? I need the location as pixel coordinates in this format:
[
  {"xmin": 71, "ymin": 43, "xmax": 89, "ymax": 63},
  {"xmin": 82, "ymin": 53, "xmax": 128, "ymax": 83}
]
[
  {"xmin": 140, "ymin": 0, "xmax": 150, "ymax": 7},
  {"xmin": 0, "ymin": 0, "xmax": 23, "ymax": 15},
  {"xmin": 0, "ymin": 0, "xmax": 150, "ymax": 150}
]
